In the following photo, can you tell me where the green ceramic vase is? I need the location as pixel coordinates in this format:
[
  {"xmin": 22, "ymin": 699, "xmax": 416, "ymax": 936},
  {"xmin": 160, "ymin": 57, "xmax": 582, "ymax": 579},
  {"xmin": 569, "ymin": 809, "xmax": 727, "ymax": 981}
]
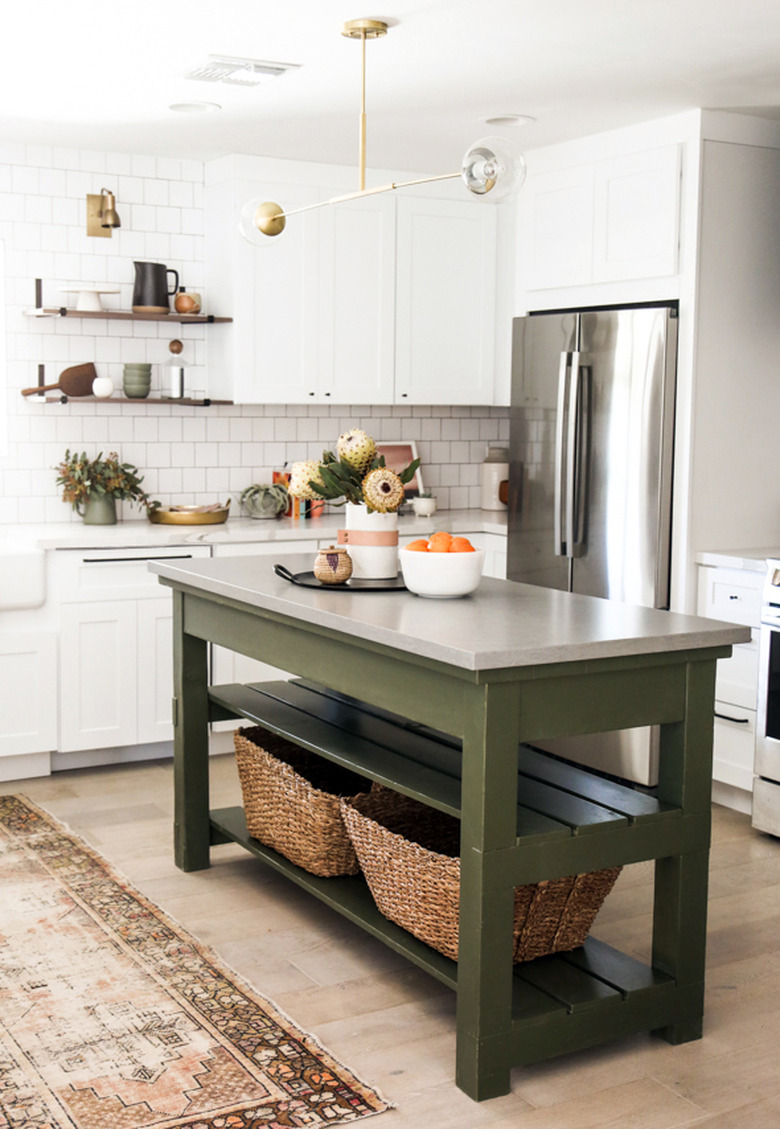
[{"xmin": 79, "ymin": 493, "xmax": 117, "ymax": 525}]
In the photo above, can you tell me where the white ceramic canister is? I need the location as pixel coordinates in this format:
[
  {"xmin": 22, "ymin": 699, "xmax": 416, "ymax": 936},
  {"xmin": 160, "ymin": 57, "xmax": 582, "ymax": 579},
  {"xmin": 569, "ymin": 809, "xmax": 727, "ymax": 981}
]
[
  {"xmin": 480, "ymin": 446, "xmax": 509, "ymax": 510},
  {"xmin": 92, "ymin": 375, "xmax": 114, "ymax": 398},
  {"xmin": 338, "ymin": 503, "xmax": 399, "ymax": 579},
  {"xmin": 168, "ymin": 364, "xmax": 185, "ymax": 398}
]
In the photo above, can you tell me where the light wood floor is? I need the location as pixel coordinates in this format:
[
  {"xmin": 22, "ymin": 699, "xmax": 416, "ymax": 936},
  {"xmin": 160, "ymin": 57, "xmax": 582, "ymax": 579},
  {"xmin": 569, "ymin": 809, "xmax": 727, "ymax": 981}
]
[{"xmin": 4, "ymin": 754, "xmax": 780, "ymax": 1127}]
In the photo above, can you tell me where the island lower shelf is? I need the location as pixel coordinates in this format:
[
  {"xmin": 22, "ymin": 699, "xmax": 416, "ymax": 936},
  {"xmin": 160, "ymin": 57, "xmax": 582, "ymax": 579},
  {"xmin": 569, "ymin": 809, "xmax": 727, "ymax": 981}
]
[{"xmin": 209, "ymin": 802, "xmax": 686, "ymax": 1067}]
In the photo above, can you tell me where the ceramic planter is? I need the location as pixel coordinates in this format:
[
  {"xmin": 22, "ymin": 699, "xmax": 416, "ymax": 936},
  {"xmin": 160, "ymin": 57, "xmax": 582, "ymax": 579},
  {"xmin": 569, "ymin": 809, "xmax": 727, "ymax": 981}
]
[{"xmin": 340, "ymin": 502, "xmax": 398, "ymax": 579}]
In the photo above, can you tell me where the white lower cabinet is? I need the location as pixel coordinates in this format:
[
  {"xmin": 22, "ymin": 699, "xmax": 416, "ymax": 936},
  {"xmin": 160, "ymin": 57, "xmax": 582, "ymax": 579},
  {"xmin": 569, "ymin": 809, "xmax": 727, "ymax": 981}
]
[
  {"xmin": 56, "ymin": 546, "xmax": 210, "ymax": 753},
  {"xmin": 697, "ymin": 564, "xmax": 763, "ymax": 794},
  {"xmin": 0, "ymin": 630, "xmax": 57, "ymax": 758}
]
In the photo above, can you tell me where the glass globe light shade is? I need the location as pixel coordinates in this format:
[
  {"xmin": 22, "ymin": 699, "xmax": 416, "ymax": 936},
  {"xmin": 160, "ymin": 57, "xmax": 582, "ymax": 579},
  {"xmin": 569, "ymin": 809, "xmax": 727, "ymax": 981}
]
[
  {"xmin": 238, "ymin": 198, "xmax": 286, "ymax": 245},
  {"xmin": 461, "ymin": 136, "xmax": 526, "ymax": 203}
]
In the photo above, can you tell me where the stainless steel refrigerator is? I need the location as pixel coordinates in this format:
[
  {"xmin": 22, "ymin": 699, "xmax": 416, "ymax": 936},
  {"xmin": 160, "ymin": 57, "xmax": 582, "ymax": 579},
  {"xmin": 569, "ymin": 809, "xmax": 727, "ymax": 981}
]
[{"xmin": 507, "ymin": 302, "xmax": 678, "ymax": 785}]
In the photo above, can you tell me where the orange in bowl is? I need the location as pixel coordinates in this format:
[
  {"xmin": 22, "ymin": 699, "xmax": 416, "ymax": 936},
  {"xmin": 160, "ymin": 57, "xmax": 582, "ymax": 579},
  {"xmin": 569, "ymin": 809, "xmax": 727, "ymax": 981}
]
[
  {"xmin": 427, "ymin": 531, "xmax": 453, "ymax": 552},
  {"xmin": 405, "ymin": 538, "xmax": 430, "ymax": 552}
]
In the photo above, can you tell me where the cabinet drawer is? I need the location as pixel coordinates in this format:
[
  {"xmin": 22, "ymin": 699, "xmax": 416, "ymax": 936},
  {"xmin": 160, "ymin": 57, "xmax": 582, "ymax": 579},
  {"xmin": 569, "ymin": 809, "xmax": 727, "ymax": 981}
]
[
  {"xmin": 715, "ymin": 635, "xmax": 759, "ymax": 710},
  {"xmin": 697, "ymin": 566, "xmax": 763, "ymax": 628},
  {"xmin": 58, "ymin": 545, "xmax": 210, "ymax": 602},
  {"xmin": 712, "ymin": 702, "xmax": 756, "ymax": 793}
]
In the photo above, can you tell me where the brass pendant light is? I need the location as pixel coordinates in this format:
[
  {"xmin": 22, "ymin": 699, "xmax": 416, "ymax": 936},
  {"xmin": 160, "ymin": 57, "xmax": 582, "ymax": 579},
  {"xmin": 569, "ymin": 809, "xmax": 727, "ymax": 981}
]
[{"xmin": 239, "ymin": 19, "xmax": 526, "ymax": 243}]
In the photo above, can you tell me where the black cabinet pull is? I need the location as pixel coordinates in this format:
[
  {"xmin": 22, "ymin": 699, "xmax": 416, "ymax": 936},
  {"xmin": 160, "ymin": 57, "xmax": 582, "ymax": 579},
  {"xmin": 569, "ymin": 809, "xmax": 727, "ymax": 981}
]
[{"xmin": 714, "ymin": 711, "xmax": 750, "ymax": 724}]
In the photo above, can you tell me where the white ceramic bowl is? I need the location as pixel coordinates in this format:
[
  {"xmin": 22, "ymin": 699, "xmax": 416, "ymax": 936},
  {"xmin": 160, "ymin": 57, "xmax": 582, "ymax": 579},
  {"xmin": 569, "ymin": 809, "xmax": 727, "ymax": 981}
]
[{"xmin": 400, "ymin": 547, "xmax": 484, "ymax": 598}]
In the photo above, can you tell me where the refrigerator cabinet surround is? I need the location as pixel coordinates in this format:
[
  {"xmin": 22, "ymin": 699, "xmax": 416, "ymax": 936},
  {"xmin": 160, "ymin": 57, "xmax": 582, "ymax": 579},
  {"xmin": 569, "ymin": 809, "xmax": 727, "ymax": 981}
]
[{"xmin": 507, "ymin": 303, "xmax": 678, "ymax": 785}]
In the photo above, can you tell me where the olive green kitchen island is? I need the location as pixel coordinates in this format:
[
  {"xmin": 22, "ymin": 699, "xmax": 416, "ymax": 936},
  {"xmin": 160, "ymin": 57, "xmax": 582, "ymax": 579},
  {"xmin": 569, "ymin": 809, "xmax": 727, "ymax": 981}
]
[{"xmin": 150, "ymin": 554, "xmax": 749, "ymax": 1101}]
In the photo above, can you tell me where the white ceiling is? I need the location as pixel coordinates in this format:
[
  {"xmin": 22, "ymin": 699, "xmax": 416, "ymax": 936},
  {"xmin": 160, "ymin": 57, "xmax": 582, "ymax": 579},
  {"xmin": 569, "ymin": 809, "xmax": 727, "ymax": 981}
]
[{"xmin": 4, "ymin": 0, "xmax": 780, "ymax": 174}]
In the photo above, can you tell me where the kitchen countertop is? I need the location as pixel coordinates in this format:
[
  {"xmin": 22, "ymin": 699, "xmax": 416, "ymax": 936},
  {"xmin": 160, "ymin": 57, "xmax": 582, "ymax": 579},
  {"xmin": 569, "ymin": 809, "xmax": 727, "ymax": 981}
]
[
  {"xmin": 0, "ymin": 509, "xmax": 508, "ymax": 551},
  {"xmin": 695, "ymin": 548, "xmax": 780, "ymax": 572},
  {"xmin": 151, "ymin": 551, "xmax": 748, "ymax": 672}
]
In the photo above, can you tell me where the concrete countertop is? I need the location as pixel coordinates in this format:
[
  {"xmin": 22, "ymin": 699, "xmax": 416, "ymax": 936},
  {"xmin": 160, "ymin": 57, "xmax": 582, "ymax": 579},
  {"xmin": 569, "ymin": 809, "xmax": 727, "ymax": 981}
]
[
  {"xmin": 150, "ymin": 551, "xmax": 749, "ymax": 672},
  {"xmin": 695, "ymin": 548, "xmax": 780, "ymax": 572},
  {"xmin": 0, "ymin": 509, "xmax": 508, "ymax": 552}
]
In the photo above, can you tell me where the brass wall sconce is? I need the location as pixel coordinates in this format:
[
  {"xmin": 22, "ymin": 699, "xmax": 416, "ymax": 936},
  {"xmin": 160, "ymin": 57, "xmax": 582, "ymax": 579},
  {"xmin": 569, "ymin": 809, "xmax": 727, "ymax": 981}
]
[{"xmin": 86, "ymin": 188, "xmax": 121, "ymax": 238}]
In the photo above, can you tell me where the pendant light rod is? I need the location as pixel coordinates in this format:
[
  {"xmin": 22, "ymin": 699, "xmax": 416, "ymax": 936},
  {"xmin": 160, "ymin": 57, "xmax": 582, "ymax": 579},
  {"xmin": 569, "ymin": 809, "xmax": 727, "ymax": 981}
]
[
  {"xmin": 342, "ymin": 18, "xmax": 387, "ymax": 191},
  {"xmin": 261, "ymin": 171, "xmax": 461, "ymax": 229},
  {"xmin": 359, "ymin": 28, "xmax": 367, "ymax": 190}
]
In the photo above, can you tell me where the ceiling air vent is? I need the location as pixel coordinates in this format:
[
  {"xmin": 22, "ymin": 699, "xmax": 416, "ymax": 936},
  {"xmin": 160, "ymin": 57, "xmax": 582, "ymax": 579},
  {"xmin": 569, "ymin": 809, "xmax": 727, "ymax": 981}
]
[{"xmin": 184, "ymin": 55, "xmax": 300, "ymax": 87}]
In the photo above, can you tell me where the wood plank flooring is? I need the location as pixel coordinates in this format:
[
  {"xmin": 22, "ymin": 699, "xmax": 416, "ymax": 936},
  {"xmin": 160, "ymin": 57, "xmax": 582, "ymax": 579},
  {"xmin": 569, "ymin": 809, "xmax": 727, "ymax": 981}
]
[{"xmin": 3, "ymin": 754, "xmax": 780, "ymax": 1126}]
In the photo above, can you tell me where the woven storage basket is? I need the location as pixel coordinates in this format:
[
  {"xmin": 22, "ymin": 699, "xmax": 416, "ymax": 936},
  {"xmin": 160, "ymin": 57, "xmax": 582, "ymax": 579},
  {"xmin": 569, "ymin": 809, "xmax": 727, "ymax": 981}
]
[
  {"xmin": 341, "ymin": 786, "xmax": 622, "ymax": 962},
  {"xmin": 234, "ymin": 726, "xmax": 372, "ymax": 877}
]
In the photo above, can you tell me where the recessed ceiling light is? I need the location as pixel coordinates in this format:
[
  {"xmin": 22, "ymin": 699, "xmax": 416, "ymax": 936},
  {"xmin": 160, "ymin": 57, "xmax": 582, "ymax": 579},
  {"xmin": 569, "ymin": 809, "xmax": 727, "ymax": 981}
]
[
  {"xmin": 480, "ymin": 114, "xmax": 536, "ymax": 128},
  {"xmin": 169, "ymin": 101, "xmax": 222, "ymax": 114}
]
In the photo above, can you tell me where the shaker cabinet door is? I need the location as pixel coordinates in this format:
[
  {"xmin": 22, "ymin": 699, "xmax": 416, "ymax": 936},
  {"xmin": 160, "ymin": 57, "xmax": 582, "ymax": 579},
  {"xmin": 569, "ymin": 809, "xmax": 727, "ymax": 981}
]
[
  {"xmin": 395, "ymin": 196, "xmax": 497, "ymax": 404},
  {"xmin": 59, "ymin": 602, "xmax": 138, "ymax": 752},
  {"xmin": 318, "ymin": 193, "xmax": 396, "ymax": 404}
]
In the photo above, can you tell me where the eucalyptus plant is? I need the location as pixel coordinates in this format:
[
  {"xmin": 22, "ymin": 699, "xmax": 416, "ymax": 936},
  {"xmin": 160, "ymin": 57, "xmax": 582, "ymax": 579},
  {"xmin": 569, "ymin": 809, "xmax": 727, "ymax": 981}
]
[{"xmin": 55, "ymin": 449, "xmax": 159, "ymax": 511}]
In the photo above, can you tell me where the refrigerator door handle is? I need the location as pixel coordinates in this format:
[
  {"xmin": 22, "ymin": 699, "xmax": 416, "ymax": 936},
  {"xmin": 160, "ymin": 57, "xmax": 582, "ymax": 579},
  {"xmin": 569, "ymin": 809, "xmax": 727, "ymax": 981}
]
[
  {"xmin": 565, "ymin": 351, "xmax": 580, "ymax": 558},
  {"xmin": 567, "ymin": 352, "xmax": 589, "ymax": 558},
  {"xmin": 554, "ymin": 351, "xmax": 571, "ymax": 556}
]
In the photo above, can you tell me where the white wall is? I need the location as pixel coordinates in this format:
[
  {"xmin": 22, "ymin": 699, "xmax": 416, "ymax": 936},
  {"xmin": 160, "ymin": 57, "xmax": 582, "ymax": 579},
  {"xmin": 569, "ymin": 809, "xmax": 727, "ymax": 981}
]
[{"xmin": 0, "ymin": 143, "xmax": 507, "ymax": 525}]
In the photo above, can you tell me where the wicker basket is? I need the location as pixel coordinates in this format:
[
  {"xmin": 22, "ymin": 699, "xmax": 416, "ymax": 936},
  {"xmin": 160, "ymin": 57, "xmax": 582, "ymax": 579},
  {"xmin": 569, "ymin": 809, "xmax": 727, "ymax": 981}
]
[
  {"xmin": 234, "ymin": 726, "xmax": 372, "ymax": 877},
  {"xmin": 341, "ymin": 786, "xmax": 622, "ymax": 962}
]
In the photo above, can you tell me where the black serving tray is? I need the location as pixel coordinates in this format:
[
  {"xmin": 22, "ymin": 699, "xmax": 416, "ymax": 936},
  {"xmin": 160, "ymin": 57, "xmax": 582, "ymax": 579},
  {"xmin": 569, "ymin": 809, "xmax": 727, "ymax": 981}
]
[{"xmin": 274, "ymin": 564, "xmax": 406, "ymax": 591}]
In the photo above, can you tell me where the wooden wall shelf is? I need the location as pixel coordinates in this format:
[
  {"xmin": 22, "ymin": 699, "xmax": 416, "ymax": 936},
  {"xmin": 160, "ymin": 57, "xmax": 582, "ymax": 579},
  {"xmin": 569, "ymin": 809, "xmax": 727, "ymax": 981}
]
[
  {"xmin": 27, "ymin": 307, "xmax": 232, "ymax": 324},
  {"xmin": 36, "ymin": 395, "xmax": 232, "ymax": 406}
]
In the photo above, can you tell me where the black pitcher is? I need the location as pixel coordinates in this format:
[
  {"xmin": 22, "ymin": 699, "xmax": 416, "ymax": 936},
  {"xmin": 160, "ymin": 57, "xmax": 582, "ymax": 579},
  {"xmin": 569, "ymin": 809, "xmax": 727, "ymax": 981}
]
[{"xmin": 132, "ymin": 262, "xmax": 179, "ymax": 313}]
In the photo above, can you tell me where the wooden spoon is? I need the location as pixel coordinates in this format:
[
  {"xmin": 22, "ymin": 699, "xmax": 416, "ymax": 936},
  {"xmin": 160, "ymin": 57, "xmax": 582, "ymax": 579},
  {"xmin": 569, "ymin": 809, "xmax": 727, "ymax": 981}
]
[{"xmin": 21, "ymin": 362, "xmax": 98, "ymax": 398}]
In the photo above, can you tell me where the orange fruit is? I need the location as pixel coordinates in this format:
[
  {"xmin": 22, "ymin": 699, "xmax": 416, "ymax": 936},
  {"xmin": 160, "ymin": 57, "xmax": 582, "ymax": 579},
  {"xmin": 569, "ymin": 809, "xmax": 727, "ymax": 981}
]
[
  {"xmin": 428, "ymin": 531, "xmax": 453, "ymax": 553},
  {"xmin": 449, "ymin": 536, "xmax": 475, "ymax": 552},
  {"xmin": 405, "ymin": 539, "xmax": 429, "ymax": 552}
]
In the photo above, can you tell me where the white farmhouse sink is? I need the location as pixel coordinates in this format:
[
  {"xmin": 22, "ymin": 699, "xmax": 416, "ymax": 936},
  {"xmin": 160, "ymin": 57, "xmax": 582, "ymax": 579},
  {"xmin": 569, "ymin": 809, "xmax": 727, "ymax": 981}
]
[{"xmin": 0, "ymin": 537, "xmax": 46, "ymax": 609}]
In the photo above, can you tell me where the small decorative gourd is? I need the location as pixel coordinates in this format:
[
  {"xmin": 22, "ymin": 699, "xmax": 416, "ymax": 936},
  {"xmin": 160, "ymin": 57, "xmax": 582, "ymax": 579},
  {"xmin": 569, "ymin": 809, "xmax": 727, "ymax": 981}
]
[{"xmin": 313, "ymin": 545, "xmax": 353, "ymax": 585}]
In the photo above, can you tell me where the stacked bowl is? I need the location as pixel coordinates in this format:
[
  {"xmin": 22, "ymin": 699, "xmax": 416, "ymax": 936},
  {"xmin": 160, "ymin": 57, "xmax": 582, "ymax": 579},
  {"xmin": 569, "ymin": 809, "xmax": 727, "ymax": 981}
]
[{"xmin": 123, "ymin": 363, "xmax": 152, "ymax": 399}]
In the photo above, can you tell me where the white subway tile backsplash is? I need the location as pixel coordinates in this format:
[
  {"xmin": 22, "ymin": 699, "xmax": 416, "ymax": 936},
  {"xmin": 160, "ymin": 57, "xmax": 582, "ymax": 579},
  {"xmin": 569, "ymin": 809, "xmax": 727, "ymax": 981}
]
[
  {"xmin": 80, "ymin": 150, "xmax": 107, "ymax": 174},
  {"xmin": 132, "ymin": 154, "xmax": 157, "ymax": 179},
  {"xmin": 25, "ymin": 145, "xmax": 54, "ymax": 168},
  {"xmin": 206, "ymin": 467, "xmax": 231, "ymax": 494}
]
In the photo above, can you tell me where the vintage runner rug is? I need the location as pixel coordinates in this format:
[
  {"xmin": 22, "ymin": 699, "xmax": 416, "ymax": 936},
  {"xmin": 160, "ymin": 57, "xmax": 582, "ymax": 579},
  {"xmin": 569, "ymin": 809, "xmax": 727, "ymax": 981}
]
[{"xmin": 0, "ymin": 794, "xmax": 389, "ymax": 1129}]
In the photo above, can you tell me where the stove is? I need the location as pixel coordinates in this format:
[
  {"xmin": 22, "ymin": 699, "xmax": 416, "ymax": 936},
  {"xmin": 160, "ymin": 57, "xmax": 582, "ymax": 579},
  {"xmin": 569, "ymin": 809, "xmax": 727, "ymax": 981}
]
[{"xmin": 752, "ymin": 559, "xmax": 780, "ymax": 834}]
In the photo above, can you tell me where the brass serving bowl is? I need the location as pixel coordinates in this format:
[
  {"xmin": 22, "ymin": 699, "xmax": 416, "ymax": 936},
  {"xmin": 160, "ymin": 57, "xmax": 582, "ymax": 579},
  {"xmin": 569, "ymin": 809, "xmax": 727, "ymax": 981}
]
[{"xmin": 148, "ymin": 501, "xmax": 230, "ymax": 525}]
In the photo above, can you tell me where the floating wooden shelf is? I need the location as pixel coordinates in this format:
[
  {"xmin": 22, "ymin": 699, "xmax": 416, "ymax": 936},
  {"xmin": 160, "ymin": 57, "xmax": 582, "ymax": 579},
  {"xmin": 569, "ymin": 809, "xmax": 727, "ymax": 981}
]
[
  {"xmin": 35, "ymin": 394, "xmax": 232, "ymax": 406},
  {"xmin": 27, "ymin": 307, "xmax": 232, "ymax": 324}
]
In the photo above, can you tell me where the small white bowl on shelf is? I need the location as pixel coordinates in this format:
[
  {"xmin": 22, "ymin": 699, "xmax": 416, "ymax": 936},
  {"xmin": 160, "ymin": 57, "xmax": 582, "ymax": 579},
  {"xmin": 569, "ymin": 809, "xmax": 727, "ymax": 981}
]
[{"xmin": 400, "ymin": 547, "xmax": 484, "ymax": 598}]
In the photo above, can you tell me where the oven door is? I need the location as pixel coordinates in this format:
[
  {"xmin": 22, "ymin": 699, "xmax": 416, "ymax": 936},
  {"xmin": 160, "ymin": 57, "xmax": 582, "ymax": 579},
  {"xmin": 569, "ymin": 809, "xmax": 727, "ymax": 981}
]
[{"xmin": 755, "ymin": 623, "xmax": 780, "ymax": 781}]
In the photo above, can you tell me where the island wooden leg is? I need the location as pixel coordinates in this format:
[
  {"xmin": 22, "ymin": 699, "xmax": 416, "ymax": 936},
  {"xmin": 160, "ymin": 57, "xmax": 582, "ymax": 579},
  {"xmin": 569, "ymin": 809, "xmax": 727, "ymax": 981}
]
[
  {"xmin": 652, "ymin": 657, "xmax": 717, "ymax": 1043},
  {"xmin": 455, "ymin": 681, "xmax": 519, "ymax": 1100},
  {"xmin": 172, "ymin": 590, "xmax": 211, "ymax": 872}
]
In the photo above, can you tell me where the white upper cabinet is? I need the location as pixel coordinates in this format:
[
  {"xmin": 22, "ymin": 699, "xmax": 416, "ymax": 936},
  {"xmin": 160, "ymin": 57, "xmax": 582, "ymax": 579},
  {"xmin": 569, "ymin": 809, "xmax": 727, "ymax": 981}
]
[
  {"xmin": 524, "ymin": 165, "xmax": 595, "ymax": 291},
  {"xmin": 318, "ymin": 193, "xmax": 396, "ymax": 404},
  {"xmin": 520, "ymin": 143, "xmax": 681, "ymax": 296},
  {"xmin": 205, "ymin": 157, "xmax": 504, "ymax": 405},
  {"xmin": 395, "ymin": 196, "xmax": 497, "ymax": 404},
  {"xmin": 592, "ymin": 146, "xmax": 681, "ymax": 283}
]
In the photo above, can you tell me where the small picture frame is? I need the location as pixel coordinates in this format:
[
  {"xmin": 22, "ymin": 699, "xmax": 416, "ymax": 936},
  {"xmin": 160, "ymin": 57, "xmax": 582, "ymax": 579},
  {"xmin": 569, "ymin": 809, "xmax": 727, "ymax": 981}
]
[{"xmin": 376, "ymin": 441, "xmax": 423, "ymax": 498}]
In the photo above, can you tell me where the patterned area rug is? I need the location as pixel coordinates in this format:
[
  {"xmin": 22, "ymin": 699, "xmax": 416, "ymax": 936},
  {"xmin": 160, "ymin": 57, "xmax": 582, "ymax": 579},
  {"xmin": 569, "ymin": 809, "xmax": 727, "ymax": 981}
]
[{"xmin": 0, "ymin": 795, "xmax": 389, "ymax": 1128}]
